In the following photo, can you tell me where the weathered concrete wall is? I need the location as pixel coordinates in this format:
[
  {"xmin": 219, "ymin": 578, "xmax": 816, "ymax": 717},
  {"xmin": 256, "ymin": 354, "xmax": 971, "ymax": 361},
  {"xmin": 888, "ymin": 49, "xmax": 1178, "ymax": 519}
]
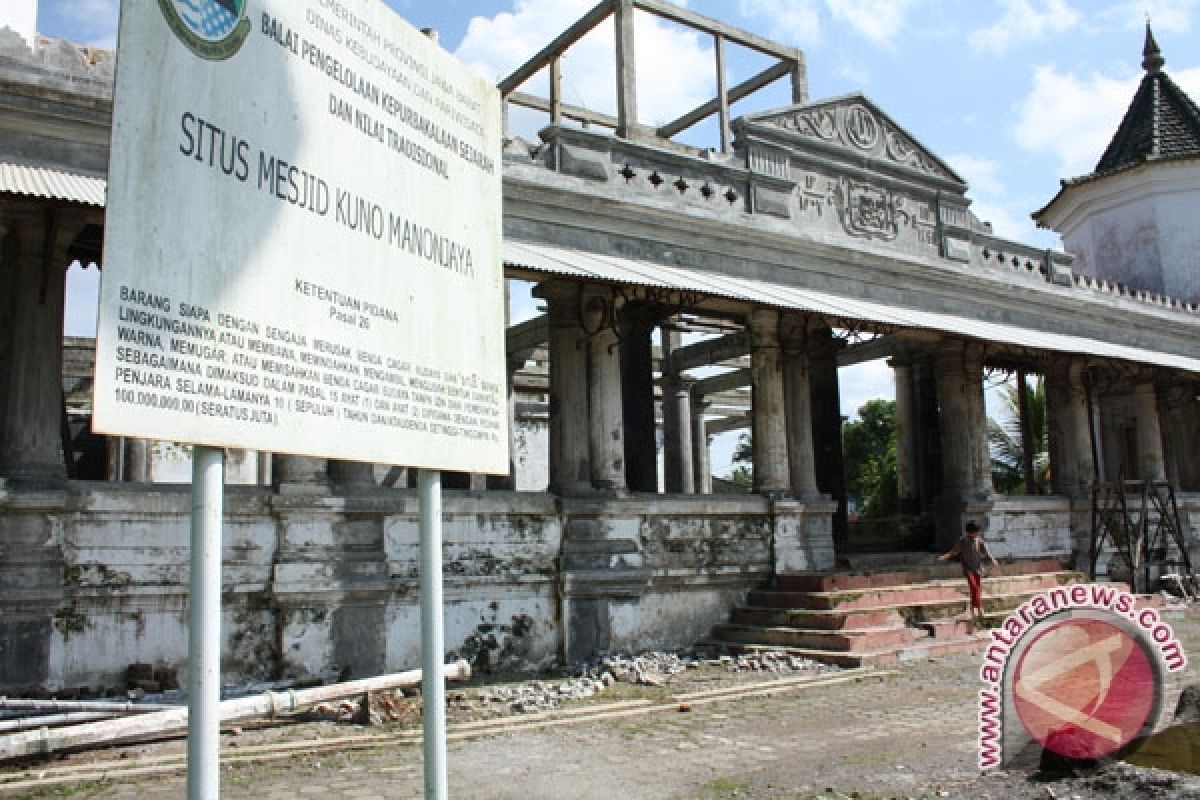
[
  {"xmin": 981, "ymin": 496, "xmax": 1072, "ymax": 561},
  {"xmin": 0, "ymin": 484, "xmax": 786, "ymax": 692}
]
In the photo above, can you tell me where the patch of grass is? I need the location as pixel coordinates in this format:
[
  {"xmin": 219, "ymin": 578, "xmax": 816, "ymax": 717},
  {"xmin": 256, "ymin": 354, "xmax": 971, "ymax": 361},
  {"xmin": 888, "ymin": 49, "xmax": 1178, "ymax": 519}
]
[
  {"xmin": 839, "ymin": 750, "xmax": 898, "ymax": 767},
  {"xmin": 700, "ymin": 777, "xmax": 751, "ymax": 797}
]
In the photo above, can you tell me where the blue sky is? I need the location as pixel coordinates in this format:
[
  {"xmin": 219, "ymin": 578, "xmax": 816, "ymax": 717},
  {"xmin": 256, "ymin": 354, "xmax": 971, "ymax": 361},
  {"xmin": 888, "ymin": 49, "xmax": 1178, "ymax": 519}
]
[{"xmin": 26, "ymin": 0, "xmax": 1200, "ymax": 472}]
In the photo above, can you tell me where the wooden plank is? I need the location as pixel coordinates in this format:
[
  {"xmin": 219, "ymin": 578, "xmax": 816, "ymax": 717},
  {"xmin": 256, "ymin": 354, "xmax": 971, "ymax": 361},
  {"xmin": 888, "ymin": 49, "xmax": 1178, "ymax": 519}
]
[
  {"xmin": 715, "ymin": 33, "xmax": 730, "ymax": 153},
  {"xmin": 707, "ymin": 414, "xmax": 751, "ymax": 435},
  {"xmin": 498, "ymin": 0, "xmax": 614, "ymax": 94},
  {"xmin": 666, "ymin": 332, "xmax": 748, "ymax": 373},
  {"xmin": 507, "ymin": 92, "xmax": 620, "ymax": 129},
  {"xmin": 614, "ymin": 0, "xmax": 638, "ymax": 135},
  {"xmin": 658, "ymin": 59, "xmax": 794, "ymax": 139},
  {"xmin": 633, "ymin": 0, "xmax": 803, "ymax": 61},
  {"xmin": 693, "ymin": 368, "xmax": 751, "ymax": 398},
  {"xmin": 507, "ymin": 315, "xmax": 549, "ymax": 356}
]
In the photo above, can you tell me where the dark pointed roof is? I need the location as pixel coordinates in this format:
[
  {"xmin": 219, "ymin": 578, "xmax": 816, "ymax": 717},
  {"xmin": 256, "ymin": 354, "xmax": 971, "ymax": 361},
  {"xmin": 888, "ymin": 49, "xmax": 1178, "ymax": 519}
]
[
  {"xmin": 1034, "ymin": 24, "xmax": 1200, "ymax": 223},
  {"xmin": 1087, "ymin": 23, "xmax": 1200, "ymax": 179}
]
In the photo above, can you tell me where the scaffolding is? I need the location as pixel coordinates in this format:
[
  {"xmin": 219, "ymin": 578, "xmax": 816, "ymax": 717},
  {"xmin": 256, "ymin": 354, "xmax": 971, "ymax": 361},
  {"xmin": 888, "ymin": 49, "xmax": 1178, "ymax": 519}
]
[{"xmin": 1090, "ymin": 479, "xmax": 1195, "ymax": 595}]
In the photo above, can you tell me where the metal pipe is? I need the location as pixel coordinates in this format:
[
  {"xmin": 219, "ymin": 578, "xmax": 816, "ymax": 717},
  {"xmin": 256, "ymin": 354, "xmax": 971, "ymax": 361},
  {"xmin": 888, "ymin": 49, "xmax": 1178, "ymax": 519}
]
[
  {"xmin": 0, "ymin": 712, "xmax": 117, "ymax": 733},
  {"xmin": 188, "ymin": 445, "xmax": 224, "ymax": 800},
  {"xmin": 0, "ymin": 662, "xmax": 471, "ymax": 762},
  {"xmin": 419, "ymin": 469, "xmax": 447, "ymax": 800},
  {"xmin": 0, "ymin": 700, "xmax": 179, "ymax": 714}
]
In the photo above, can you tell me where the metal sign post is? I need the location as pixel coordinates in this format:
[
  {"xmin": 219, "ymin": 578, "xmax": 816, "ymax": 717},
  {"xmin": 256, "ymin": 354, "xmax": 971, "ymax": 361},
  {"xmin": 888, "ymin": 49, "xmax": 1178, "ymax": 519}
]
[
  {"xmin": 187, "ymin": 445, "xmax": 224, "ymax": 800},
  {"xmin": 418, "ymin": 469, "xmax": 447, "ymax": 799},
  {"xmin": 96, "ymin": 3, "xmax": 506, "ymax": 797}
]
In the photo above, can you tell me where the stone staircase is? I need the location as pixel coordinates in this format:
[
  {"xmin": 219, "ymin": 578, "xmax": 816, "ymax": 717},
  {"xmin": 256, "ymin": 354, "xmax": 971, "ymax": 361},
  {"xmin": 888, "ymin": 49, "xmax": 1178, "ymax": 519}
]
[{"xmin": 704, "ymin": 558, "xmax": 1091, "ymax": 667}]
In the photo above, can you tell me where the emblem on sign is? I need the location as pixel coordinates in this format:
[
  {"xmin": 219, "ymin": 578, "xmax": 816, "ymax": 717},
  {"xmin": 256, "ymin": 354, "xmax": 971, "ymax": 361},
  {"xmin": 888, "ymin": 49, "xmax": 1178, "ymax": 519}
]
[{"xmin": 157, "ymin": 0, "xmax": 250, "ymax": 60}]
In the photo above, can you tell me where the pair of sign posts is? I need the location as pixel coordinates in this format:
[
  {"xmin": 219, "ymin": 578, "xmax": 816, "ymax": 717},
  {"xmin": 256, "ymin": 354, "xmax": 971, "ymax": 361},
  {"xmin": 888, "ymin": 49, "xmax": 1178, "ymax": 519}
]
[{"xmin": 95, "ymin": 2, "xmax": 507, "ymax": 796}]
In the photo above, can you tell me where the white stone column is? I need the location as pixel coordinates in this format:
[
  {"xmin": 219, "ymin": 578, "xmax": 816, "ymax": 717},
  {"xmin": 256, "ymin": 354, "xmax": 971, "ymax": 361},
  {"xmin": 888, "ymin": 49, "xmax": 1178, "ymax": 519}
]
[
  {"xmin": 583, "ymin": 286, "xmax": 625, "ymax": 492},
  {"xmin": 934, "ymin": 341, "xmax": 993, "ymax": 497},
  {"xmin": 1133, "ymin": 380, "xmax": 1167, "ymax": 482},
  {"xmin": 0, "ymin": 208, "xmax": 69, "ymax": 485},
  {"xmin": 671, "ymin": 376, "xmax": 695, "ymax": 494},
  {"xmin": 690, "ymin": 395, "xmax": 712, "ymax": 494},
  {"xmin": 780, "ymin": 316, "xmax": 818, "ymax": 499},
  {"xmin": 933, "ymin": 340, "xmax": 993, "ymax": 548},
  {"xmin": 536, "ymin": 280, "xmax": 590, "ymax": 493},
  {"xmin": 1162, "ymin": 382, "xmax": 1200, "ymax": 491},
  {"xmin": 1045, "ymin": 358, "xmax": 1095, "ymax": 496},
  {"xmin": 891, "ymin": 359, "xmax": 920, "ymax": 512},
  {"xmin": 749, "ymin": 309, "xmax": 789, "ymax": 494},
  {"xmin": 123, "ymin": 438, "xmax": 152, "ymax": 483}
]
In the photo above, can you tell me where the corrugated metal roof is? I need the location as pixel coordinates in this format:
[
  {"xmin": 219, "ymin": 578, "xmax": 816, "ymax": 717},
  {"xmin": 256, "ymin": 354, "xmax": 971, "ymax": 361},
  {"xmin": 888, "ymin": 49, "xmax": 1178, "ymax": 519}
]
[
  {"xmin": 504, "ymin": 239, "xmax": 1200, "ymax": 375},
  {"xmin": 0, "ymin": 162, "xmax": 106, "ymax": 206}
]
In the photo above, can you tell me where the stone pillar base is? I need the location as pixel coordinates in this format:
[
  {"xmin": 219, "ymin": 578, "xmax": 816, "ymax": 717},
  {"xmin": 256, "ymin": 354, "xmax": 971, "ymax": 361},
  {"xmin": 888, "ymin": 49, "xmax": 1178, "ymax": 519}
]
[
  {"xmin": 772, "ymin": 496, "xmax": 837, "ymax": 574},
  {"xmin": 558, "ymin": 499, "xmax": 650, "ymax": 663},
  {"xmin": 0, "ymin": 489, "xmax": 66, "ymax": 690},
  {"xmin": 269, "ymin": 496, "xmax": 389, "ymax": 680}
]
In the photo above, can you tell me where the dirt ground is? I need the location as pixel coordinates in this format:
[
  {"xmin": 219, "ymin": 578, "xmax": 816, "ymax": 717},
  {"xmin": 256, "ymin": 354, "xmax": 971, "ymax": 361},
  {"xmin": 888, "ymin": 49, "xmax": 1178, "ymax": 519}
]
[{"xmin": 3, "ymin": 608, "xmax": 1200, "ymax": 799}]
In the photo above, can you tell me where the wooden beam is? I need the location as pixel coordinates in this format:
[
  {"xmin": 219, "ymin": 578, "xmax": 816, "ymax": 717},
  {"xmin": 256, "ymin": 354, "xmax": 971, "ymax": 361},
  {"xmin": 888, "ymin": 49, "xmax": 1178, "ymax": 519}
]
[
  {"xmin": 665, "ymin": 332, "xmax": 748, "ymax": 373},
  {"xmin": 507, "ymin": 314, "xmax": 549, "ymax": 357},
  {"xmin": 632, "ymin": 0, "xmax": 803, "ymax": 61},
  {"xmin": 498, "ymin": 0, "xmax": 614, "ymax": 94},
  {"xmin": 507, "ymin": 92, "xmax": 620, "ymax": 129},
  {"xmin": 706, "ymin": 414, "xmax": 751, "ymax": 435},
  {"xmin": 714, "ymin": 33, "xmax": 730, "ymax": 153},
  {"xmin": 549, "ymin": 57, "xmax": 562, "ymax": 125},
  {"xmin": 614, "ymin": 0, "xmax": 638, "ymax": 136},
  {"xmin": 658, "ymin": 59, "xmax": 794, "ymax": 139},
  {"xmin": 693, "ymin": 368, "xmax": 751, "ymax": 399},
  {"xmin": 837, "ymin": 335, "xmax": 903, "ymax": 367}
]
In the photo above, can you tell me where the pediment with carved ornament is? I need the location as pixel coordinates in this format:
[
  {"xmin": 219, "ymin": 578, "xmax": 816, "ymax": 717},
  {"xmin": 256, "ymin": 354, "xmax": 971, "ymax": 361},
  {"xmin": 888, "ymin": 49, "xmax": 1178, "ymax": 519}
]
[{"xmin": 743, "ymin": 94, "xmax": 965, "ymax": 188}]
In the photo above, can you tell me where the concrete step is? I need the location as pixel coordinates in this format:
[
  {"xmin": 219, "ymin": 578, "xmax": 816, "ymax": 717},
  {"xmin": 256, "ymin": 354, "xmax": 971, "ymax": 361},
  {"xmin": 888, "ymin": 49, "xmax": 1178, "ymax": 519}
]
[
  {"xmin": 776, "ymin": 559, "xmax": 1069, "ymax": 592},
  {"xmin": 755, "ymin": 571, "xmax": 1086, "ymax": 612},
  {"xmin": 706, "ymin": 631, "xmax": 991, "ymax": 668},
  {"xmin": 704, "ymin": 569, "xmax": 1157, "ymax": 668},
  {"xmin": 730, "ymin": 607, "xmax": 906, "ymax": 630},
  {"xmin": 709, "ymin": 623, "xmax": 926, "ymax": 654},
  {"xmin": 749, "ymin": 583, "xmax": 965, "ymax": 611}
]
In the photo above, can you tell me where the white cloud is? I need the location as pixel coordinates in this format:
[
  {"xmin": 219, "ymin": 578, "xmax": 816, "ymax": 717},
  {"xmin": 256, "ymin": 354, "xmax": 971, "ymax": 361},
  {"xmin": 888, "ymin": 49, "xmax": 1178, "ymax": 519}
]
[
  {"xmin": 969, "ymin": 0, "xmax": 1082, "ymax": 55},
  {"xmin": 457, "ymin": 0, "xmax": 714, "ymax": 138},
  {"xmin": 1014, "ymin": 64, "xmax": 1139, "ymax": 176},
  {"xmin": 827, "ymin": 0, "xmax": 918, "ymax": 47},
  {"xmin": 737, "ymin": 0, "xmax": 823, "ymax": 47},
  {"xmin": 945, "ymin": 153, "xmax": 1004, "ymax": 196},
  {"xmin": 738, "ymin": 0, "xmax": 916, "ymax": 47},
  {"xmin": 942, "ymin": 154, "xmax": 1045, "ymax": 242},
  {"xmin": 1098, "ymin": 0, "xmax": 1196, "ymax": 32}
]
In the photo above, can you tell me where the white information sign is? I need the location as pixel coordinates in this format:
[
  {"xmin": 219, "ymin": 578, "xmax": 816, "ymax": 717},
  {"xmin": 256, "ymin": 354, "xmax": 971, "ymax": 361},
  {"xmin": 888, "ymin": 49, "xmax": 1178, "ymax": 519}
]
[{"xmin": 94, "ymin": 0, "xmax": 508, "ymax": 473}]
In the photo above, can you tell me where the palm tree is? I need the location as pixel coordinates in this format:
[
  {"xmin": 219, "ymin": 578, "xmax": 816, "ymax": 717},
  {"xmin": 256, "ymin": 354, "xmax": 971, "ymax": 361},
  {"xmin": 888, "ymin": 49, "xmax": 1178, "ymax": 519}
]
[{"xmin": 988, "ymin": 375, "xmax": 1049, "ymax": 494}]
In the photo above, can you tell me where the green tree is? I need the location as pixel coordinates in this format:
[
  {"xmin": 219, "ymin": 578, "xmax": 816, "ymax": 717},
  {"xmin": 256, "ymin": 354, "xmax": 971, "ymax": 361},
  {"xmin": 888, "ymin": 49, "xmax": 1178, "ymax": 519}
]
[
  {"xmin": 988, "ymin": 375, "xmax": 1049, "ymax": 494},
  {"xmin": 842, "ymin": 399, "xmax": 898, "ymax": 517},
  {"xmin": 730, "ymin": 432, "xmax": 752, "ymax": 489}
]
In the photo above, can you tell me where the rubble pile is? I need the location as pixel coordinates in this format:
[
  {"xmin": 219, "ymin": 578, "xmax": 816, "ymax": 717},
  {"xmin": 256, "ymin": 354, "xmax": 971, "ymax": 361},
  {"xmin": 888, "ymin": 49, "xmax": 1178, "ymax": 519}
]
[{"xmin": 469, "ymin": 649, "xmax": 840, "ymax": 714}]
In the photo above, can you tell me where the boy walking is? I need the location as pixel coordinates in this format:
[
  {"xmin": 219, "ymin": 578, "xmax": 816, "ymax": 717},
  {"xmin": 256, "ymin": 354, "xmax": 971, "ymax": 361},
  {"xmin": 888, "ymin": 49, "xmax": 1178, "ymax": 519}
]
[{"xmin": 938, "ymin": 521, "xmax": 999, "ymax": 628}]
